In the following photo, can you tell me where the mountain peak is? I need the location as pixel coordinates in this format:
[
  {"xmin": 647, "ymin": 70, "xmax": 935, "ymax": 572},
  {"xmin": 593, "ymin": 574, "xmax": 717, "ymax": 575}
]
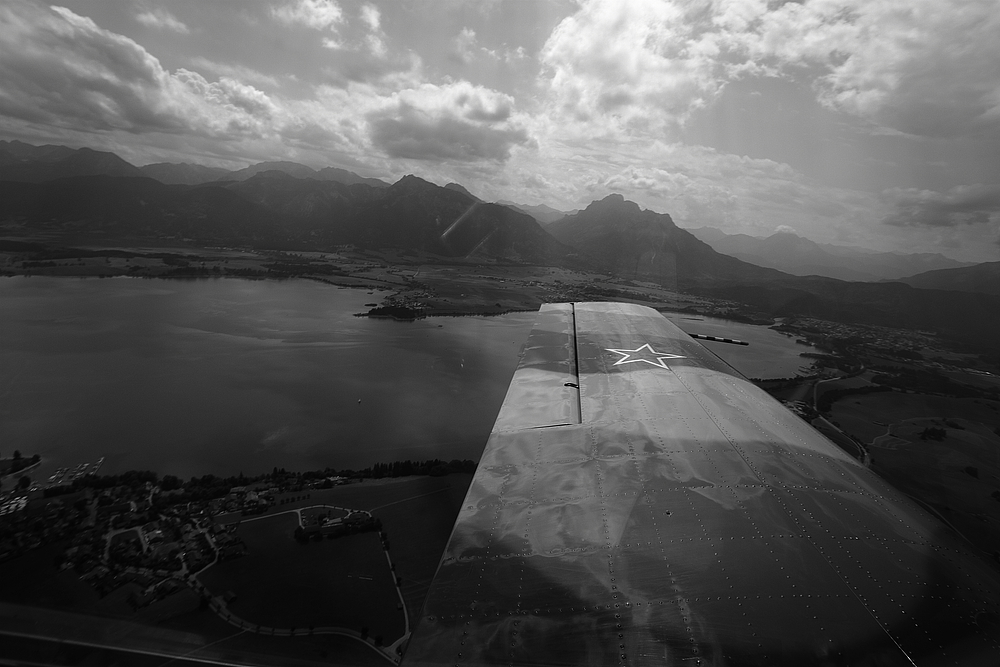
[
  {"xmin": 391, "ymin": 174, "xmax": 436, "ymax": 190},
  {"xmin": 546, "ymin": 197, "xmax": 773, "ymax": 287},
  {"xmin": 586, "ymin": 193, "xmax": 642, "ymax": 216}
]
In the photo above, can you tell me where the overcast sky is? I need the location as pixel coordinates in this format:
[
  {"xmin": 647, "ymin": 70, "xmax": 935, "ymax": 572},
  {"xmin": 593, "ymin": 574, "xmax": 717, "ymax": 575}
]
[{"xmin": 2, "ymin": 0, "xmax": 999, "ymax": 260}]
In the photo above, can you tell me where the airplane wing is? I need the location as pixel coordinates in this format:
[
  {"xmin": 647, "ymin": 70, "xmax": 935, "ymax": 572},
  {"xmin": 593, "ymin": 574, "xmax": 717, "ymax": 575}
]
[{"xmin": 404, "ymin": 302, "xmax": 1000, "ymax": 666}]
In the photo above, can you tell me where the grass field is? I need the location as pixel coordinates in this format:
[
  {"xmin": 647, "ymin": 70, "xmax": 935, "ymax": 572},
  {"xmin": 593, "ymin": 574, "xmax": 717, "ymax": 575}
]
[
  {"xmin": 199, "ymin": 512, "xmax": 404, "ymax": 643},
  {"xmin": 211, "ymin": 475, "xmax": 471, "ymax": 634},
  {"xmin": 868, "ymin": 417, "xmax": 1000, "ymax": 558},
  {"xmin": 363, "ymin": 476, "xmax": 472, "ymax": 620},
  {"xmin": 829, "ymin": 392, "xmax": 1000, "ymax": 444},
  {"xmin": 829, "ymin": 392, "xmax": 1000, "ymax": 561}
]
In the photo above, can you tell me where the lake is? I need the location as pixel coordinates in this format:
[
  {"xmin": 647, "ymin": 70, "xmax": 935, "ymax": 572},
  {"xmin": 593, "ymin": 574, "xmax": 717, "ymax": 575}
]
[
  {"xmin": 1, "ymin": 278, "xmax": 816, "ymax": 480},
  {"xmin": 664, "ymin": 313, "xmax": 819, "ymax": 380}
]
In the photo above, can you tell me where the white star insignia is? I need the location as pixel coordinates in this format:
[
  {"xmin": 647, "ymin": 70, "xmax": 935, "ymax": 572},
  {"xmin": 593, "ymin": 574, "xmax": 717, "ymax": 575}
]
[{"xmin": 606, "ymin": 343, "xmax": 686, "ymax": 369}]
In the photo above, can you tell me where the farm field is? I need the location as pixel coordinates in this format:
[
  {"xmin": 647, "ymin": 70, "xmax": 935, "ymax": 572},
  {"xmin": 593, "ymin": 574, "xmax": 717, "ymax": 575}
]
[
  {"xmin": 198, "ymin": 513, "xmax": 404, "ymax": 643},
  {"xmin": 829, "ymin": 392, "xmax": 1000, "ymax": 444},
  {"xmin": 826, "ymin": 391, "xmax": 1000, "ymax": 563},
  {"xmin": 367, "ymin": 476, "xmax": 472, "ymax": 619},
  {"xmin": 868, "ymin": 417, "xmax": 1000, "ymax": 559}
]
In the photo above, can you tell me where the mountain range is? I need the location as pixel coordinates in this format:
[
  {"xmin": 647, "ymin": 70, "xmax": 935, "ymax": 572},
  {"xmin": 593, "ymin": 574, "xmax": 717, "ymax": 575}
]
[
  {"xmin": 686, "ymin": 226, "xmax": 974, "ymax": 281},
  {"xmin": 0, "ymin": 145, "xmax": 572, "ymax": 264},
  {"xmin": 497, "ymin": 200, "xmax": 578, "ymax": 224},
  {"xmin": 896, "ymin": 261, "xmax": 1000, "ymax": 296},
  {"xmin": 2, "ymin": 140, "xmax": 999, "ymax": 351},
  {"xmin": 0, "ymin": 140, "xmax": 390, "ymax": 189},
  {"xmin": 0, "ymin": 141, "xmax": 144, "ymax": 182}
]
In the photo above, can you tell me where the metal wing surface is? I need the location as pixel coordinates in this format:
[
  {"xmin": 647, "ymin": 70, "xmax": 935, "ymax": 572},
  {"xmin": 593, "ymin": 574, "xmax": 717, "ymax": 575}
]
[{"xmin": 405, "ymin": 302, "xmax": 1000, "ymax": 666}]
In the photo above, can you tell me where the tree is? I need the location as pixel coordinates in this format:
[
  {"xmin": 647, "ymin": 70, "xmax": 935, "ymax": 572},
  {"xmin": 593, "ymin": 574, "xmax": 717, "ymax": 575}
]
[
  {"xmin": 12, "ymin": 450, "xmax": 21, "ymax": 460},
  {"xmin": 161, "ymin": 475, "xmax": 182, "ymax": 491}
]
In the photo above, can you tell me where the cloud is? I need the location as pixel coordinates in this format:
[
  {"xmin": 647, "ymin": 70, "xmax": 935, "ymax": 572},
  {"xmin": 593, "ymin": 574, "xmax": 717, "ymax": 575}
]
[
  {"xmin": 504, "ymin": 46, "xmax": 527, "ymax": 64},
  {"xmin": 881, "ymin": 185, "xmax": 1000, "ymax": 227},
  {"xmin": 359, "ymin": 3, "xmax": 380, "ymax": 31},
  {"xmin": 537, "ymin": 0, "xmax": 1000, "ymax": 141},
  {"xmin": 321, "ymin": 50, "xmax": 421, "ymax": 87},
  {"xmin": 539, "ymin": 0, "xmax": 726, "ymax": 136},
  {"xmin": 369, "ymin": 112, "xmax": 528, "ymax": 162},
  {"xmin": 0, "ymin": 2, "xmax": 536, "ymax": 169},
  {"xmin": 135, "ymin": 8, "xmax": 189, "ymax": 34},
  {"xmin": 359, "ymin": 4, "xmax": 386, "ymax": 58},
  {"xmin": 0, "ymin": 3, "xmax": 286, "ymax": 139},
  {"xmin": 452, "ymin": 27, "xmax": 477, "ymax": 65},
  {"xmin": 189, "ymin": 57, "xmax": 280, "ymax": 89},
  {"xmin": 271, "ymin": 0, "xmax": 343, "ymax": 30},
  {"xmin": 365, "ymin": 82, "xmax": 531, "ymax": 162},
  {"xmin": 774, "ymin": 225, "xmax": 797, "ymax": 234},
  {"xmin": 721, "ymin": 0, "xmax": 1000, "ymax": 138},
  {"xmin": 0, "ymin": 3, "xmax": 182, "ymax": 132}
]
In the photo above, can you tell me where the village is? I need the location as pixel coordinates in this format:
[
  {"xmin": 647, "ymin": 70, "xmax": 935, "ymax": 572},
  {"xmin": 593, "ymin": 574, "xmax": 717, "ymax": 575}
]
[{"xmin": 0, "ymin": 463, "xmax": 379, "ymax": 615}]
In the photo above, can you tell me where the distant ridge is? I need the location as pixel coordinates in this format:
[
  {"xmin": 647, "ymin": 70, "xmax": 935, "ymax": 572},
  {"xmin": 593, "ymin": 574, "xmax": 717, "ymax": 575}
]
[
  {"xmin": 316, "ymin": 166, "xmax": 388, "ymax": 188},
  {"xmin": 894, "ymin": 261, "xmax": 1000, "ymax": 296},
  {"xmin": 686, "ymin": 226, "xmax": 974, "ymax": 281},
  {"xmin": 496, "ymin": 200, "xmax": 577, "ymax": 224},
  {"xmin": 220, "ymin": 160, "xmax": 319, "ymax": 182},
  {"xmin": 0, "ymin": 141, "xmax": 388, "ymax": 189},
  {"xmin": 0, "ymin": 145, "xmax": 145, "ymax": 182},
  {"xmin": 140, "ymin": 162, "xmax": 232, "ymax": 185},
  {"xmin": 0, "ymin": 140, "xmax": 76, "ymax": 164},
  {"xmin": 218, "ymin": 160, "xmax": 389, "ymax": 188}
]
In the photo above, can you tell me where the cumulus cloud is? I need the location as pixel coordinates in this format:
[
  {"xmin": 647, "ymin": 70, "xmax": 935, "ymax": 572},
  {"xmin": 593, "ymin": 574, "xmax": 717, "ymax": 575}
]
[
  {"xmin": 881, "ymin": 185, "xmax": 1000, "ymax": 227},
  {"xmin": 135, "ymin": 8, "xmax": 189, "ymax": 33},
  {"xmin": 366, "ymin": 82, "xmax": 531, "ymax": 162},
  {"xmin": 538, "ymin": 0, "xmax": 1000, "ymax": 140},
  {"xmin": 727, "ymin": 0, "xmax": 1000, "ymax": 137},
  {"xmin": 0, "ymin": 3, "xmax": 282, "ymax": 138},
  {"xmin": 0, "ymin": 1, "xmax": 536, "ymax": 169},
  {"xmin": 539, "ymin": 0, "xmax": 726, "ymax": 136}
]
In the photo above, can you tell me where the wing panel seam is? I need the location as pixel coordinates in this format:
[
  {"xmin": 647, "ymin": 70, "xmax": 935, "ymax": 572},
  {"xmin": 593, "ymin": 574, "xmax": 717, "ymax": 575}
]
[{"xmin": 571, "ymin": 301, "xmax": 582, "ymax": 424}]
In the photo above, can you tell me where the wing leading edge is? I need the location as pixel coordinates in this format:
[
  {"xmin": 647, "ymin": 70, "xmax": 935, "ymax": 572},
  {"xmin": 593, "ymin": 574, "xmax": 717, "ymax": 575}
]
[{"xmin": 405, "ymin": 302, "xmax": 1000, "ymax": 666}]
